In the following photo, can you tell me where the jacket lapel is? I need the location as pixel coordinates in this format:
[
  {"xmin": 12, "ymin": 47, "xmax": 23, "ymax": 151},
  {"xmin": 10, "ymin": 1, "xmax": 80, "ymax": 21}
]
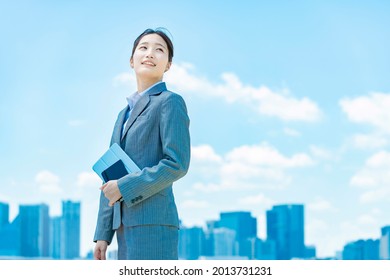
[
  {"xmin": 120, "ymin": 82, "xmax": 167, "ymax": 141},
  {"xmin": 111, "ymin": 107, "xmax": 128, "ymax": 145}
]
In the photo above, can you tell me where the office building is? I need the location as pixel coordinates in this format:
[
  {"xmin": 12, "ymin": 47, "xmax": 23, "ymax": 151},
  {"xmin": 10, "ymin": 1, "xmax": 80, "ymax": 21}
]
[
  {"xmin": 178, "ymin": 226, "xmax": 205, "ymax": 260},
  {"xmin": 380, "ymin": 226, "xmax": 390, "ymax": 260},
  {"xmin": 213, "ymin": 227, "xmax": 236, "ymax": 257},
  {"xmin": 0, "ymin": 202, "xmax": 9, "ymax": 231},
  {"xmin": 0, "ymin": 214, "xmax": 20, "ymax": 257},
  {"xmin": 0, "ymin": 200, "xmax": 81, "ymax": 259},
  {"xmin": 342, "ymin": 239, "xmax": 379, "ymax": 260},
  {"xmin": 202, "ymin": 220, "xmax": 218, "ymax": 257},
  {"xmin": 254, "ymin": 238, "xmax": 277, "ymax": 260},
  {"xmin": 61, "ymin": 200, "xmax": 81, "ymax": 259},
  {"xmin": 19, "ymin": 204, "xmax": 50, "ymax": 258},
  {"xmin": 50, "ymin": 216, "xmax": 62, "ymax": 259},
  {"xmin": 217, "ymin": 211, "xmax": 257, "ymax": 258},
  {"xmin": 266, "ymin": 204, "xmax": 305, "ymax": 259},
  {"xmin": 304, "ymin": 245, "xmax": 316, "ymax": 259}
]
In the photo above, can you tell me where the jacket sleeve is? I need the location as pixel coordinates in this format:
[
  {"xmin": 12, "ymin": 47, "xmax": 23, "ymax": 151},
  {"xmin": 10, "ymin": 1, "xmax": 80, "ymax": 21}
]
[
  {"xmin": 117, "ymin": 93, "xmax": 191, "ymax": 207},
  {"xmin": 93, "ymin": 190, "xmax": 115, "ymax": 244}
]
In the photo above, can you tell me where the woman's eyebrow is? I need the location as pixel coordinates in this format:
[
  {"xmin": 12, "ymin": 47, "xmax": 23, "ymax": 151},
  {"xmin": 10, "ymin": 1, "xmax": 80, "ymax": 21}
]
[
  {"xmin": 139, "ymin": 41, "xmax": 167, "ymax": 50},
  {"xmin": 155, "ymin": 43, "xmax": 167, "ymax": 50}
]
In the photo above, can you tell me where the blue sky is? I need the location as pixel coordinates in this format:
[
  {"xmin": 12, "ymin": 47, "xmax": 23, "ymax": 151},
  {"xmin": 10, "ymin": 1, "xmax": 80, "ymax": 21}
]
[{"xmin": 1, "ymin": 0, "xmax": 390, "ymax": 258}]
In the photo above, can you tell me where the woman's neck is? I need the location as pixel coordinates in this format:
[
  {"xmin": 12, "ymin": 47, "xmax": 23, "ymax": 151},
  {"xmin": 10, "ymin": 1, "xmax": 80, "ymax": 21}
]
[{"xmin": 136, "ymin": 77, "xmax": 162, "ymax": 93}]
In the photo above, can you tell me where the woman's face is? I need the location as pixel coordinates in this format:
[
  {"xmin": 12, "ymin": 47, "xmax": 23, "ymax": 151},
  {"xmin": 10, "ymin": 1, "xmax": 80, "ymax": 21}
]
[{"xmin": 130, "ymin": 33, "xmax": 171, "ymax": 81}]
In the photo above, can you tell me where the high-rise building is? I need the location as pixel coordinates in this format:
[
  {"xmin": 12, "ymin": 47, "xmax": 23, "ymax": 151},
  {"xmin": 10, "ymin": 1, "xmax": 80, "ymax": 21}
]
[
  {"xmin": 342, "ymin": 239, "xmax": 379, "ymax": 260},
  {"xmin": 61, "ymin": 200, "xmax": 80, "ymax": 259},
  {"xmin": 304, "ymin": 245, "xmax": 316, "ymax": 259},
  {"xmin": 218, "ymin": 212, "xmax": 257, "ymax": 240},
  {"xmin": 213, "ymin": 227, "xmax": 236, "ymax": 257},
  {"xmin": 178, "ymin": 226, "xmax": 205, "ymax": 260},
  {"xmin": 266, "ymin": 204, "xmax": 305, "ymax": 260},
  {"xmin": 0, "ymin": 202, "xmax": 20, "ymax": 257},
  {"xmin": 19, "ymin": 204, "xmax": 50, "ymax": 258},
  {"xmin": 202, "ymin": 220, "xmax": 218, "ymax": 257},
  {"xmin": 50, "ymin": 216, "xmax": 62, "ymax": 259},
  {"xmin": 380, "ymin": 226, "xmax": 390, "ymax": 260},
  {"xmin": 217, "ymin": 211, "xmax": 257, "ymax": 258},
  {"xmin": 254, "ymin": 238, "xmax": 277, "ymax": 260},
  {"xmin": 0, "ymin": 200, "xmax": 82, "ymax": 259},
  {"xmin": 0, "ymin": 202, "xmax": 9, "ymax": 231}
]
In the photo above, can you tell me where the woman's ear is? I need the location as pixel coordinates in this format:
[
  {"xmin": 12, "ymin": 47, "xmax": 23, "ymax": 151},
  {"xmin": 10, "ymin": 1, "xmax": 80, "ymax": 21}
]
[
  {"xmin": 130, "ymin": 57, "xmax": 134, "ymax": 68},
  {"xmin": 164, "ymin": 61, "xmax": 172, "ymax": 72}
]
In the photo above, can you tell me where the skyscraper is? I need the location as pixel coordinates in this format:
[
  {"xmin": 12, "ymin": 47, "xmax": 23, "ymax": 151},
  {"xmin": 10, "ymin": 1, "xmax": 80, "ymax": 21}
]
[
  {"xmin": 0, "ymin": 202, "xmax": 19, "ymax": 256},
  {"xmin": 50, "ymin": 216, "xmax": 62, "ymax": 259},
  {"xmin": 202, "ymin": 220, "xmax": 217, "ymax": 257},
  {"xmin": 61, "ymin": 200, "xmax": 80, "ymax": 259},
  {"xmin": 217, "ymin": 211, "xmax": 257, "ymax": 257},
  {"xmin": 218, "ymin": 212, "xmax": 257, "ymax": 241},
  {"xmin": 254, "ymin": 238, "xmax": 277, "ymax": 260},
  {"xmin": 0, "ymin": 202, "xmax": 9, "ymax": 231},
  {"xmin": 178, "ymin": 226, "xmax": 205, "ymax": 260},
  {"xmin": 380, "ymin": 226, "xmax": 390, "ymax": 260},
  {"xmin": 213, "ymin": 227, "xmax": 236, "ymax": 257},
  {"xmin": 19, "ymin": 204, "xmax": 50, "ymax": 258},
  {"xmin": 266, "ymin": 204, "xmax": 305, "ymax": 260},
  {"xmin": 342, "ymin": 239, "xmax": 379, "ymax": 260}
]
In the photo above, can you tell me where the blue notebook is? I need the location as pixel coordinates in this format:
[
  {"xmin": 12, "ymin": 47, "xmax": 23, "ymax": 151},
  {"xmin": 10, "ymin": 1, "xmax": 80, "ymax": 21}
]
[{"xmin": 92, "ymin": 143, "xmax": 141, "ymax": 183}]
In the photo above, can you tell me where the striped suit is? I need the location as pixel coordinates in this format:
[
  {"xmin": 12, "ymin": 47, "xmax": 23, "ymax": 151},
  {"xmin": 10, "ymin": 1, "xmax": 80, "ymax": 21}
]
[{"xmin": 93, "ymin": 82, "xmax": 190, "ymax": 259}]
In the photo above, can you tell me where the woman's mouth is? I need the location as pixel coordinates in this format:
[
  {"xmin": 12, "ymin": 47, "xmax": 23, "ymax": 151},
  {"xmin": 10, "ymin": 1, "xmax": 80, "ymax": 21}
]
[{"xmin": 142, "ymin": 61, "xmax": 156, "ymax": 66}]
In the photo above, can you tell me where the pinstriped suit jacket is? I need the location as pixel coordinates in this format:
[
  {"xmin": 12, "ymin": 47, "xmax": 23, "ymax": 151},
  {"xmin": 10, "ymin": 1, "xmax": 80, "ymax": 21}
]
[{"xmin": 93, "ymin": 82, "xmax": 190, "ymax": 244}]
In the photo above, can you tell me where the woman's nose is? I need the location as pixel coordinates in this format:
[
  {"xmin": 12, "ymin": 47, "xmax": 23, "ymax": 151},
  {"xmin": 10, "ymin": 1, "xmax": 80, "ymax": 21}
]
[{"xmin": 146, "ymin": 49, "xmax": 155, "ymax": 58}]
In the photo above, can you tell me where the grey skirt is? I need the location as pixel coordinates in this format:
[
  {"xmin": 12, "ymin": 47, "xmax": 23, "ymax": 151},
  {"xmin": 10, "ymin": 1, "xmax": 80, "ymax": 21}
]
[{"xmin": 116, "ymin": 224, "xmax": 179, "ymax": 260}]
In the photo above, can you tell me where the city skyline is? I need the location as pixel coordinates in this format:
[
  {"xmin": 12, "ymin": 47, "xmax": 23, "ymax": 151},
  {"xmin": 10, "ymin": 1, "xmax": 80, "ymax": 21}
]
[
  {"xmin": 1, "ymin": 200, "xmax": 389, "ymax": 260},
  {"xmin": 1, "ymin": 1, "xmax": 390, "ymax": 258},
  {"xmin": 0, "ymin": 200, "xmax": 81, "ymax": 259}
]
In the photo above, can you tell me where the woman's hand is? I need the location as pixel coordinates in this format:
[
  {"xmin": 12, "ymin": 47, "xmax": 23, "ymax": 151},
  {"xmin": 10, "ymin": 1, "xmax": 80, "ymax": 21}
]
[
  {"xmin": 94, "ymin": 240, "xmax": 108, "ymax": 260},
  {"xmin": 100, "ymin": 180, "xmax": 122, "ymax": 206}
]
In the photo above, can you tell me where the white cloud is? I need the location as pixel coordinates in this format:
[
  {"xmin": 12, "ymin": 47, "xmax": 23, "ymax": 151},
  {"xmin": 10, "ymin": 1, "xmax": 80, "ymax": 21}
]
[
  {"xmin": 76, "ymin": 172, "xmax": 101, "ymax": 188},
  {"xmin": 180, "ymin": 199, "xmax": 210, "ymax": 209},
  {"xmin": 35, "ymin": 170, "xmax": 63, "ymax": 194},
  {"xmin": 350, "ymin": 175, "xmax": 377, "ymax": 188},
  {"xmin": 366, "ymin": 150, "xmax": 390, "ymax": 167},
  {"xmin": 309, "ymin": 145, "xmax": 335, "ymax": 161},
  {"xmin": 350, "ymin": 150, "xmax": 390, "ymax": 203},
  {"xmin": 219, "ymin": 161, "xmax": 293, "ymax": 191},
  {"xmin": 113, "ymin": 72, "xmax": 136, "ymax": 87},
  {"xmin": 340, "ymin": 212, "xmax": 382, "ymax": 242},
  {"xmin": 306, "ymin": 218, "xmax": 328, "ymax": 233},
  {"xmin": 350, "ymin": 133, "xmax": 388, "ymax": 149},
  {"xmin": 192, "ymin": 182, "xmax": 225, "ymax": 193},
  {"xmin": 350, "ymin": 151, "xmax": 390, "ymax": 189},
  {"xmin": 0, "ymin": 193, "xmax": 11, "ymax": 202},
  {"xmin": 226, "ymin": 143, "xmax": 314, "ymax": 168},
  {"xmin": 115, "ymin": 62, "xmax": 322, "ymax": 122},
  {"xmin": 360, "ymin": 188, "xmax": 390, "ymax": 204},
  {"xmin": 340, "ymin": 92, "xmax": 390, "ymax": 134},
  {"xmin": 192, "ymin": 145, "xmax": 222, "ymax": 163},
  {"xmin": 308, "ymin": 198, "xmax": 336, "ymax": 212},
  {"xmin": 283, "ymin": 127, "xmax": 301, "ymax": 137},
  {"xmin": 357, "ymin": 214, "xmax": 377, "ymax": 225},
  {"xmin": 190, "ymin": 142, "xmax": 314, "ymax": 193},
  {"xmin": 238, "ymin": 193, "xmax": 275, "ymax": 207}
]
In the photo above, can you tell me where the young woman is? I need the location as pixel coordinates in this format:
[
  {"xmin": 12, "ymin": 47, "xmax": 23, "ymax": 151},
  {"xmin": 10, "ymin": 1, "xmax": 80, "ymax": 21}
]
[{"xmin": 93, "ymin": 28, "xmax": 190, "ymax": 260}]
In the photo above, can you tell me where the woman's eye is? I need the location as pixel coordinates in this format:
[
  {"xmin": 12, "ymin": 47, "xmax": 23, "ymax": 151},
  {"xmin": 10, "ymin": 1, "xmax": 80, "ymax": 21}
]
[
  {"xmin": 157, "ymin": 48, "xmax": 164, "ymax": 52},
  {"xmin": 139, "ymin": 46, "xmax": 147, "ymax": 50}
]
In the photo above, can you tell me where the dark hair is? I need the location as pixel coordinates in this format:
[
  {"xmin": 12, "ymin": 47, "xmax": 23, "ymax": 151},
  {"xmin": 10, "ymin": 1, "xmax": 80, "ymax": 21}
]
[{"xmin": 131, "ymin": 28, "xmax": 174, "ymax": 62}]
